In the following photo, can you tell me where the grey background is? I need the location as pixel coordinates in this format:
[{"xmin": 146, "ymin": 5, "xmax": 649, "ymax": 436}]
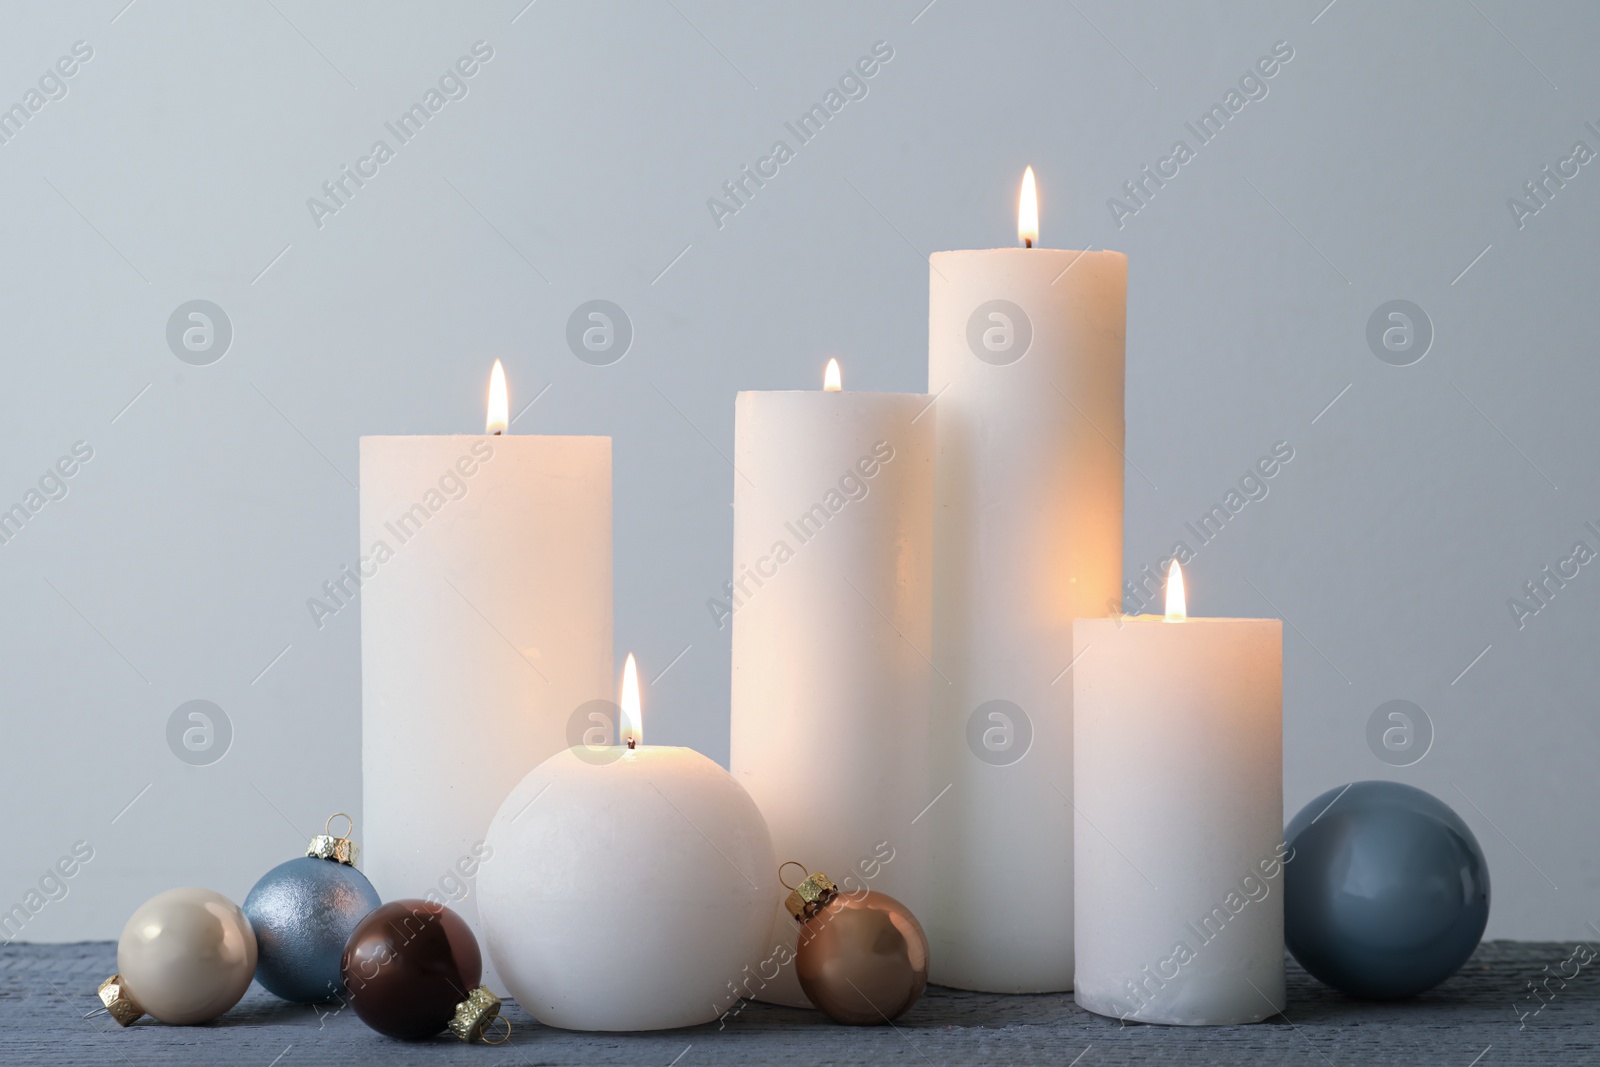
[{"xmin": 2, "ymin": 0, "xmax": 1594, "ymax": 944}]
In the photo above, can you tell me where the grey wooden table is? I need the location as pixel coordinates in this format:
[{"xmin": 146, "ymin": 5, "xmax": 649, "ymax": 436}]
[{"xmin": 1, "ymin": 941, "xmax": 1588, "ymax": 1065}]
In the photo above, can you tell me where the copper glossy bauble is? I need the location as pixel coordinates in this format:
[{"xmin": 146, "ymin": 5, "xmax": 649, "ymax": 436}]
[{"xmin": 795, "ymin": 887, "xmax": 929, "ymax": 1025}]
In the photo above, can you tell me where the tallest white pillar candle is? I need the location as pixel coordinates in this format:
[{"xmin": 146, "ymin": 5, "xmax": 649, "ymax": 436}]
[
  {"xmin": 927, "ymin": 172, "xmax": 1126, "ymax": 992},
  {"xmin": 360, "ymin": 363, "xmax": 612, "ymax": 984}
]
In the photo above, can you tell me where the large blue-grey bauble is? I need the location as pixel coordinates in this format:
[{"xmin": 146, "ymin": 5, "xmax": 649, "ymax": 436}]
[
  {"xmin": 1285, "ymin": 780, "xmax": 1489, "ymax": 999},
  {"xmin": 243, "ymin": 857, "xmax": 381, "ymax": 1003}
]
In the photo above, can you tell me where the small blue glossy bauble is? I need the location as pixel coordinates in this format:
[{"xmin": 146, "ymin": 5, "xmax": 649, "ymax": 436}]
[
  {"xmin": 243, "ymin": 857, "xmax": 382, "ymax": 1003},
  {"xmin": 1285, "ymin": 780, "xmax": 1489, "ymax": 999}
]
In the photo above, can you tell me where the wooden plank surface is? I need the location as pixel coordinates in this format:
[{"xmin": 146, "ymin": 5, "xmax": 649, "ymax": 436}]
[{"xmin": 0, "ymin": 941, "xmax": 1585, "ymax": 1065}]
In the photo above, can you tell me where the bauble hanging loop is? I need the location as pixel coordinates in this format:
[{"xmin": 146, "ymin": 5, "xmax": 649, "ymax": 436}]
[
  {"xmin": 305, "ymin": 811, "xmax": 360, "ymax": 866},
  {"xmin": 448, "ymin": 985, "xmax": 510, "ymax": 1044},
  {"xmin": 95, "ymin": 974, "xmax": 144, "ymax": 1026},
  {"xmin": 783, "ymin": 867, "xmax": 839, "ymax": 921}
]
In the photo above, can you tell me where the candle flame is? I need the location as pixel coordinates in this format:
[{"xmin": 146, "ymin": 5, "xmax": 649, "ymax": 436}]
[
  {"xmin": 1018, "ymin": 166, "xmax": 1038, "ymax": 248},
  {"xmin": 1164, "ymin": 560, "xmax": 1186, "ymax": 622},
  {"xmin": 486, "ymin": 360, "xmax": 509, "ymax": 434},
  {"xmin": 823, "ymin": 358, "xmax": 842, "ymax": 392},
  {"xmin": 620, "ymin": 653, "xmax": 641, "ymax": 748}
]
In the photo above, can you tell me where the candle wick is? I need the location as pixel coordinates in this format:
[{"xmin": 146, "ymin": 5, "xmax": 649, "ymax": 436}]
[
  {"xmin": 626, "ymin": 737, "xmax": 636, "ymax": 750},
  {"xmin": 1024, "ymin": 238, "xmax": 1033, "ymax": 249},
  {"xmin": 492, "ymin": 430, "xmax": 503, "ymax": 436}
]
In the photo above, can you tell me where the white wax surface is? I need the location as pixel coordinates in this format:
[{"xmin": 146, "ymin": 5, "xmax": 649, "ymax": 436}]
[
  {"xmin": 1073, "ymin": 615, "xmax": 1284, "ymax": 1025},
  {"xmin": 359, "ymin": 435, "xmax": 612, "ymax": 989},
  {"xmin": 927, "ymin": 247, "xmax": 1126, "ymax": 992},
  {"xmin": 479, "ymin": 746, "xmax": 777, "ymax": 1032},
  {"xmin": 729, "ymin": 390, "xmax": 934, "ymax": 1008}
]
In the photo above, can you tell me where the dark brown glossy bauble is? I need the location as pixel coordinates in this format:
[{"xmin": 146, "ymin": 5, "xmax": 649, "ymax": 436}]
[
  {"xmin": 795, "ymin": 889, "xmax": 929, "ymax": 1025},
  {"xmin": 340, "ymin": 899, "xmax": 482, "ymax": 1040}
]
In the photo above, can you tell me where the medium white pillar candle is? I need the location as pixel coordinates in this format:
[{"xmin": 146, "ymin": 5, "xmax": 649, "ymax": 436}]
[
  {"xmin": 729, "ymin": 360, "xmax": 934, "ymax": 1008},
  {"xmin": 480, "ymin": 656, "xmax": 777, "ymax": 1031},
  {"xmin": 927, "ymin": 170, "xmax": 1126, "ymax": 992},
  {"xmin": 1073, "ymin": 563, "xmax": 1285, "ymax": 1025},
  {"xmin": 360, "ymin": 362, "xmax": 612, "ymax": 987}
]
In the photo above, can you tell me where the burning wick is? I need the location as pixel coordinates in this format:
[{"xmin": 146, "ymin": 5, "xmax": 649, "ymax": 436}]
[
  {"xmin": 1018, "ymin": 166, "xmax": 1038, "ymax": 249},
  {"xmin": 487, "ymin": 359, "xmax": 509, "ymax": 436}
]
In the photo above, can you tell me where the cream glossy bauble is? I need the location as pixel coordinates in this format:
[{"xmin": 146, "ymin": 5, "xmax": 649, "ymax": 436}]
[
  {"xmin": 113, "ymin": 887, "xmax": 257, "ymax": 1025},
  {"xmin": 479, "ymin": 745, "xmax": 776, "ymax": 1031}
]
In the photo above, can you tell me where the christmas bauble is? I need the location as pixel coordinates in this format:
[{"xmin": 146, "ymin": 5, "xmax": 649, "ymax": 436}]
[
  {"xmin": 1285, "ymin": 780, "xmax": 1489, "ymax": 999},
  {"xmin": 102, "ymin": 887, "xmax": 257, "ymax": 1025},
  {"xmin": 244, "ymin": 855, "xmax": 381, "ymax": 1003},
  {"xmin": 342, "ymin": 899, "xmax": 498, "ymax": 1041},
  {"xmin": 788, "ymin": 870, "xmax": 928, "ymax": 1025}
]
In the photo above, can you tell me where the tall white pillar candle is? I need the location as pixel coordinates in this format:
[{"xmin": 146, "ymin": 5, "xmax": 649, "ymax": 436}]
[
  {"xmin": 729, "ymin": 361, "xmax": 934, "ymax": 1008},
  {"xmin": 1073, "ymin": 564, "xmax": 1285, "ymax": 1025},
  {"xmin": 927, "ymin": 172, "xmax": 1126, "ymax": 992},
  {"xmin": 360, "ymin": 363, "xmax": 612, "ymax": 985}
]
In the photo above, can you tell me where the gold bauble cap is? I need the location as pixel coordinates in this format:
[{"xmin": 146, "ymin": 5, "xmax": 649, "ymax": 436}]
[
  {"xmin": 448, "ymin": 985, "xmax": 506, "ymax": 1043},
  {"xmin": 97, "ymin": 974, "xmax": 144, "ymax": 1026},
  {"xmin": 305, "ymin": 834, "xmax": 358, "ymax": 866},
  {"xmin": 306, "ymin": 812, "xmax": 359, "ymax": 867},
  {"xmin": 784, "ymin": 871, "xmax": 839, "ymax": 921}
]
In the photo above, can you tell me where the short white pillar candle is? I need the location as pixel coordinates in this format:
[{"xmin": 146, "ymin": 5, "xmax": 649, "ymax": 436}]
[{"xmin": 1073, "ymin": 562, "xmax": 1285, "ymax": 1025}]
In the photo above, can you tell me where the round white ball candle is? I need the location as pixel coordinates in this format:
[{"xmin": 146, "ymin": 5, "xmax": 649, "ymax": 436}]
[
  {"xmin": 479, "ymin": 656, "xmax": 777, "ymax": 1031},
  {"xmin": 730, "ymin": 359, "xmax": 934, "ymax": 1008},
  {"xmin": 1073, "ymin": 563, "xmax": 1285, "ymax": 1025},
  {"xmin": 927, "ymin": 169, "xmax": 1127, "ymax": 992}
]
